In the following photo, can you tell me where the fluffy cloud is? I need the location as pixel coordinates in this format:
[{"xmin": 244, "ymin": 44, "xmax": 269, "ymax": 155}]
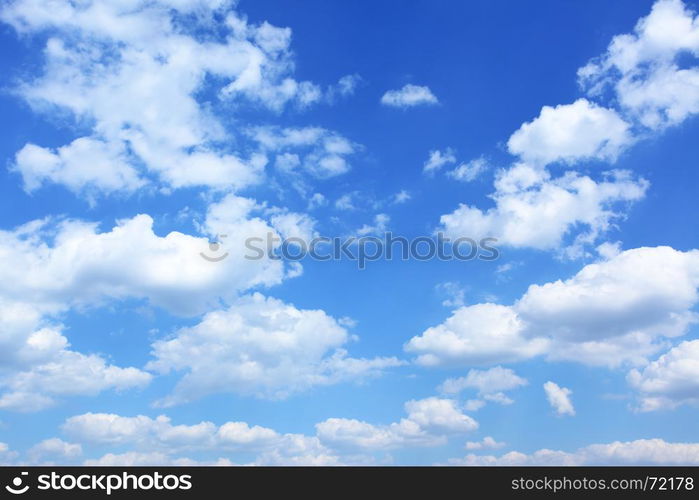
[
  {"xmin": 13, "ymin": 139, "xmax": 145, "ymax": 197},
  {"xmin": 465, "ymin": 436, "xmax": 505, "ymax": 451},
  {"xmin": 507, "ymin": 99, "xmax": 632, "ymax": 166},
  {"xmin": 438, "ymin": 367, "xmax": 527, "ymax": 408},
  {"xmin": 439, "ymin": 367, "xmax": 528, "ymax": 395},
  {"xmin": 0, "ymin": 349, "xmax": 151, "ymax": 412},
  {"xmin": 439, "ymin": 164, "xmax": 648, "ymax": 252},
  {"xmin": 0, "ymin": 209, "xmax": 286, "ymax": 315},
  {"xmin": 579, "ymin": 0, "xmax": 699, "ymax": 130},
  {"xmin": 450, "ymin": 439, "xmax": 699, "ymax": 465},
  {"xmin": 147, "ymin": 293, "xmax": 403, "ymax": 404},
  {"xmin": 60, "ymin": 400, "xmax": 474, "ymax": 464},
  {"xmin": 423, "ymin": 148, "xmax": 456, "ymax": 175},
  {"xmin": 628, "ymin": 340, "xmax": 699, "ymax": 411},
  {"xmin": 63, "ymin": 412, "xmax": 335, "ymax": 465},
  {"xmin": 0, "ymin": 194, "xmax": 315, "ymax": 410},
  {"xmin": 543, "ymin": 381, "xmax": 575, "ymax": 416},
  {"xmin": 0, "ymin": 443, "xmax": 18, "ymax": 464},
  {"xmin": 27, "ymin": 438, "xmax": 82, "ymax": 464},
  {"xmin": 315, "ymin": 397, "xmax": 477, "ymax": 450},
  {"xmin": 0, "ymin": 298, "xmax": 150, "ymax": 412},
  {"xmin": 381, "ymin": 84, "xmax": 438, "ymax": 108},
  {"xmin": 405, "ymin": 304, "xmax": 548, "ymax": 367},
  {"xmin": 448, "ymin": 157, "xmax": 489, "ymax": 182},
  {"xmin": 0, "ymin": 0, "xmax": 336, "ymax": 195},
  {"xmin": 248, "ymin": 126, "xmax": 358, "ymax": 179},
  {"xmin": 406, "ymin": 246, "xmax": 699, "ymax": 368}
]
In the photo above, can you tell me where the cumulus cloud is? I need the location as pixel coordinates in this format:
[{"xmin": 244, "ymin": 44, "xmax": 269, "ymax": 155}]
[
  {"xmin": 27, "ymin": 438, "xmax": 82, "ymax": 464},
  {"xmin": 63, "ymin": 412, "xmax": 337, "ymax": 465},
  {"xmin": 0, "ymin": 0, "xmax": 344, "ymax": 195},
  {"xmin": 507, "ymin": 99, "xmax": 632, "ymax": 166},
  {"xmin": 439, "ymin": 163, "xmax": 648, "ymax": 253},
  {"xmin": 543, "ymin": 381, "xmax": 575, "ymax": 416},
  {"xmin": 628, "ymin": 340, "xmax": 699, "ymax": 411},
  {"xmin": 406, "ymin": 246, "xmax": 699, "ymax": 368},
  {"xmin": 0, "ymin": 298, "xmax": 150, "ymax": 412},
  {"xmin": 316, "ymin": 397, "xmax": 478, "ymax": 450},
  {"xmin": 0, "ymin": 208, "xmax": 286, "ymax": 315},
  {"xmin": 60, "ymin": 399, "xmax": 474, "ymax": 464},
  {"xmin": 579, "ymin": 0, "xmax": 699, "ymax": 130},
  {"xmin": 405, "ymin": 303, "xmax": 549, "ymax": 367},
  {"xmin": 450, "ymin": 439, "xmax": 699, "ymax": 465},
  {"xmin": 0, "ymin": 443, "xmax": 18, "ymax": 464},
  {"xmin": 448, "ymin": 157, "xmax": 489, "ymax": 182},
  {"xmin": 147, "ymin": 293, "xmax": 403, "ymax": 404},
  {"xmin": 0, "ymin": 193, "xmax": 322, "ymax": 410},
  {"xmin": 465, "ymin": 436, "xmax": 505, "ymax": 451},
  {"xmin": 438, "ymin": 366, "xmax": 527, "ymax": 408},
  {"xmin": 439, "ymin": 367, "xmax": 528, "ymax": 396},
  {"xmin": 248, "ymin": 126, "xmax": 358, "ymax": 179},
  {"xmin": 423, "ymin": 148, "xmax": 456, "ymax": 175},
  {"xmin": 381, "ymin": 84, "xmax": 439, "ymax": 108}
]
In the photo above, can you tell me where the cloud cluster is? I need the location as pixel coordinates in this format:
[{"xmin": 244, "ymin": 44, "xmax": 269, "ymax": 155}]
[
  {"xmin": 543, "ymin": 381, "xmax": 575, "ymax": 416},
  {"xmin": 439, "ymin": 164, "xmax": 648, "ymax": 254},
  {"xmin": 579, "ymin": 0, "xmax": 699, "ymax": 130},
  {"xmin": 451, "ymin": 439, "xmax": 699, "ymax": 465},
  {"xmin": 381, "ymin": 84, "xmax": 439, "ymax": 108},
  {"xmin": 439, "ymin": 366, "xmax": 528, "ymax": 408},
  {"xmin": 628, "ymin": 340, "xmax": 699, "ymax": 411},
  {"xmin": 147, "ymin": 293, "xmax": 403, "ymax": 404},
  {"xmin": 1, "ymin": 0, "xmax": 343, "ymax": 196},
  {"xmin": 439, "ymin": 0, "xmax": 699, "ymax": 254},
  {"xmin": 407, "ymin": 246, "xmax": 699, "ymax": 368},
  {"xmin": 54, "ymin": 397, "xmax": 474, "ymax": 464}
]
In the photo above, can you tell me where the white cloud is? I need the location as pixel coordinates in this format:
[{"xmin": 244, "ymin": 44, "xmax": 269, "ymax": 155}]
[
  {"xmin": 147, "ymin": 293, "xmax": 403, "ymax": 404},
  {"xmin": 381, "ymin": 84, "xmax": 438, "ymax": 108},
  {"xmin": 465, "ymin": 436, "xmax": 505, "ymax": 451},
  {"xmin": 406, "ymin": 246, "xmax": 699, "ymax": 368},
  {"xmin": 61, "ymin": 400, "xmax": 475, "ymax": 464},
  {"xmin": 543, "ymin": 381, "xmax": 575, "ymax": 416},
  {"xmin": 517, "ymin": 246, "xmax": 699, "ymax": 366},
  {"xmin": 356, "ymin": 214, "xmax": 390, "ymax": 236},
  {"xmin": 248, "ymin": 126, "xmax": 358, "ymax": 179},
  {"xmin": 316, "ymin": 397, "xmax": 477, "ymax": 450},
  {"xmin": 405, "ymin": 303, "xmax": 549, "ymax": 367},
  {"xmin": 0, "ymin": 208, "xmax": 286, "ymax": 315},
  {"xmin": 13, "ymin": 139, "xmax": 145, "ymax": 197},
  {"xmin": 392, "ymin": 190, "xmax": 412, "ymax": 204},
  {"xmin": 0, "ymin": 193, "xmax": 324, "ymax": 410},
  {"xmin": 448, "ymin": 157, "xmax": 489, "ymax": 182},
  {"xmin": 335, "ymin": 193, "xmax": 357, "ymax": 211},
  {"xmin": 435, "ymin": 281, "xmax": 466, "ymax": 308},
  {"xmin": 0, "ymin": 297, "xmax": 150, "ymax": 412},
  {"xmin": 628, "ymin": 340, "xmax": 699, "ymax": 411},
  {"xmin": 507, "ymin": 99, "xmax": 632, "ymax": 166},
  {"xmin": 579, "ymin": 0, "xmax": 699, "ymax": 130},
  {"xmin": 438, "ymin": 367, "xmax": 528, "ymax": 403},
  {"xmin": 307, "ymin": 193, "xmax": 327, "ymax": 210},
  {"xmin": 0, "ymin": 443, "xmax": 18, "ymax": 465},
  {"xmin": 439, "ymin": 163, "xmax": 648, "ymax": 252},
  {"xmin": 83, "ymin": 452, "xmax": 204, "ymax": 466},
  {"xmin": 450, "ymin": 439, "xmax": 699, "ymax": 465},
  {"xmin": 0, "ymin": 0, "xmax": 331, "ymax": 195},
  {"xmin": 0, "ymin": 350, "xmax": 151, "ymax": 412},
  {"xmin": 27, "ymin": 438, "xmax": 82, "ymax": 464},
  {"xmin": 423, "ymin": 148, "xmax": 456, "ymax": 175}
]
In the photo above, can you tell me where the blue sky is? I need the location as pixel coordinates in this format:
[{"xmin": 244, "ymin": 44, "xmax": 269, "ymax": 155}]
[{"xmin": 1, "ymin": 0, "xmax": 699, "ymax": 465}]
